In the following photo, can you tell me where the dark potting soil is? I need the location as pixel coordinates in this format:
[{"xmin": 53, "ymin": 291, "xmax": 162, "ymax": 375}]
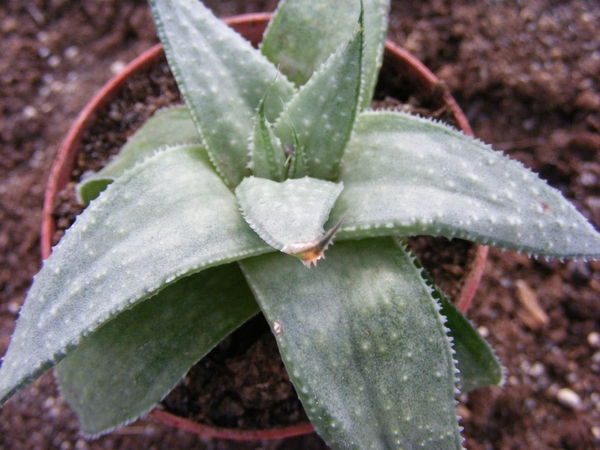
[
  {"xmin": 2, "ymin": 1, "xmax": 600, "ymax": 449},
  {"xmin": 161, "ymin": 314, "xmax": 309, "ymax": 430}
]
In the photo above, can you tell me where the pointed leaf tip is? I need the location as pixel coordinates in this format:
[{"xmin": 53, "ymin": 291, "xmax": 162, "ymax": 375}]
[
  {"xmin": 272, "ymin": 11, "xmax": 365, "ymax": 180},
  {"xmin": 249, "ymin": 79, "xmax": 287, "ymax": 181},
  {"xmin": 150, "ymin": 0, "xmax": 295, "ymax": 187},
  {"xmin": 282, "ymin": 211, "xmax": 348, "ymax": 267},
  {"xmin": 261, "ymin": 0, "xmax": 389, "ymax": 108},
  {"xmin": 235, "ymin": 177, "xmax": 344, "ymax": 256},
  {"xmin": 333, "ymin": 111, "xmax": 600, "ymax": 259}
]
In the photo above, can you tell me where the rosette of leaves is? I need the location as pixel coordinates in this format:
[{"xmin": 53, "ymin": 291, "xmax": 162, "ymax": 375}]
[{"xmin": 1, "ymin": 0, "xmax": 600, "ymax": 448}]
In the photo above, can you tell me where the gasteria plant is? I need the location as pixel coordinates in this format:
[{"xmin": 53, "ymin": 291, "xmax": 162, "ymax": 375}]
[{"xmin": 1, "ymin": 0, "xmax": 599, "ymax": 448}]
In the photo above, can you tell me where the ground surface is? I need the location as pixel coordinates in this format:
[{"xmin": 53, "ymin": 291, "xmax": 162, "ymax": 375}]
[{"xmin": 1, "ymin": 0, "xmax": 599, "ymax": 449}]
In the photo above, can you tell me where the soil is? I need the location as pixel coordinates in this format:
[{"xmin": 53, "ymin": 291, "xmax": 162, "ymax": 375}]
[
  {"xmin": 161, "ymin": 314, "xmax": 310, "ymax": 431},
  {"xmin": 1, "ymin": 0, "xmax": 599, "ymax": 449}
]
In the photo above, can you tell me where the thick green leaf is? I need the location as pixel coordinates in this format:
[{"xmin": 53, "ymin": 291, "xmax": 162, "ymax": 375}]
[
  {"xmin": 407, "ymin": 249, "xmax": 503, "ymax": 392},
  {"xmin": 149, "ymin": 0, "xmax": 295, "ymax": 187},
  {"xmin": 235, "ymin": 176, "xmax": 343, "ymax": 254},
  {"xmin": 240, "ymin": 238, "xmax": 462, "ymax": 449},
  {"xmin": 330, "ymin": 111, "xmax": 600, "ymax": 259},
  {"xmin": 399, "ymin": 239, "xmax": 503, "ymax": 393},
  {"xmin": 272, "ymin": 11, "xmax": 364, "ymax": 180},
  {"xmin": 56, "ymin": 263, "xmax": 259, "ymax": 437},
  {"xmin": 261, "ymin": 0, "xmax": 389, "ymax": 108},
  {"xmin": 285, "ymin": 119, "xmax": 308, "ymax": 179},
  {"xmin": 77, "ymin": 106, "xmax": 200, "ymax": 204},
  {"xmin": 249, "ymin": 85, "xmax": 286, "ymax": 181},
  {"xmin": 438, "ymin": 292, "xmax": 504, "ymax": 393},
  {"xmin": 0, "ymin": 144, "xmax": 270, "ymax": 405}
]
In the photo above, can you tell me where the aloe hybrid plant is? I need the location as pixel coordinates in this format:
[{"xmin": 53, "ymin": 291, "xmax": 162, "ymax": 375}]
[{"xmin": 2, "ymin": 0, "xmax": 600, "ymax": 448}]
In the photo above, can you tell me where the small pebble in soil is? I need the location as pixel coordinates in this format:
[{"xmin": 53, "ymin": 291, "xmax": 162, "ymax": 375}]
[
  {"xmin": 36, "ymin": 30, "xmax": 49, "ymax": 42},
  {"xmin": 48, "ymin": 55, "xmax": 61, "ymax": 68},
  {"xmin": 64, "ymin": 46, "xmax": 79, "ymax": 59},
  {"xmin": 50, "ymin": 80, "xmax": 64, "ymax": 93},
  {"xmin": 42, "ymin": 396, "xmax": 55, "ymax": 408},
  {"xmin": 22, "ymin": 105, "xmax": 38, "ymax": 119},
  {"xmin": 38, "ymin": 46, "xmax": 51, "ymax": 58},
  {"xmin": 7, "ymin": 301, "xmax": 21, "ymax": 314},
  {"xmin": 528, "ymin": 361, "xmax": 546, "ymax": 377},
  {"xmin": 110, "ymin": 60, "xmax": 127, "ymax": 75},
  {"xmin": 74, "ymin": 439, "xmax": 89, "ymax": 450},
  {"xmin": 556, "ymin": 387, "xmax": 582, "ymax": 409},
  {"xmin": 588, "ymin": 331, "xmax": 600, "ymax": 348},
  {"xmin": 580, "ymin": 171, "xmax": 598, "ymax": 187}
]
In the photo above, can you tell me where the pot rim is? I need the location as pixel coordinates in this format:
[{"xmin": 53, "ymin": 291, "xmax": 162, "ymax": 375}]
[{"xmin": 41, "ymin": 11, "xmax": 487, "ymax": 441}]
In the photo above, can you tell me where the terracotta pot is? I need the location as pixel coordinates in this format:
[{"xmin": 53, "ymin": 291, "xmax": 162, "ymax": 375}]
[{"xmin": 41, "ymin": 12, "xmax": 487, "ymax": 442}]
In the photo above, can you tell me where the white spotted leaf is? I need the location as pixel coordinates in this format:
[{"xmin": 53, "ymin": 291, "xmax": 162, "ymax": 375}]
[
  {"xmin": 149, "ymin": 0, "xmax": 295, "ymax": 187},
  {"xmin": 0, "ymin": 144, "xmax": 270, "ymax": 405},
  {"xmin": 272, "ymin": 10, "xmax": 364, "ymax": 180},
  {"xmin": 261, "ymin": 0, "xmax": 389, "ymax": 108},
  {"xmin": 55, "ymin": 263, "xmax": 259, "ymax": 437},
  {"xmin": 240, "ymin": 238, "xmax": 462, "ymax": 449},
  {"xmin": 329, "ymin": 111, "xmax": 600, "ymax": 259}
]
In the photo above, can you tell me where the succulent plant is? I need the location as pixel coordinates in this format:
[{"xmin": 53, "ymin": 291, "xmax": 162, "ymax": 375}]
[{"xmin": 1, "ymin": 0, "xmax": 599, "ymax": 448}]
